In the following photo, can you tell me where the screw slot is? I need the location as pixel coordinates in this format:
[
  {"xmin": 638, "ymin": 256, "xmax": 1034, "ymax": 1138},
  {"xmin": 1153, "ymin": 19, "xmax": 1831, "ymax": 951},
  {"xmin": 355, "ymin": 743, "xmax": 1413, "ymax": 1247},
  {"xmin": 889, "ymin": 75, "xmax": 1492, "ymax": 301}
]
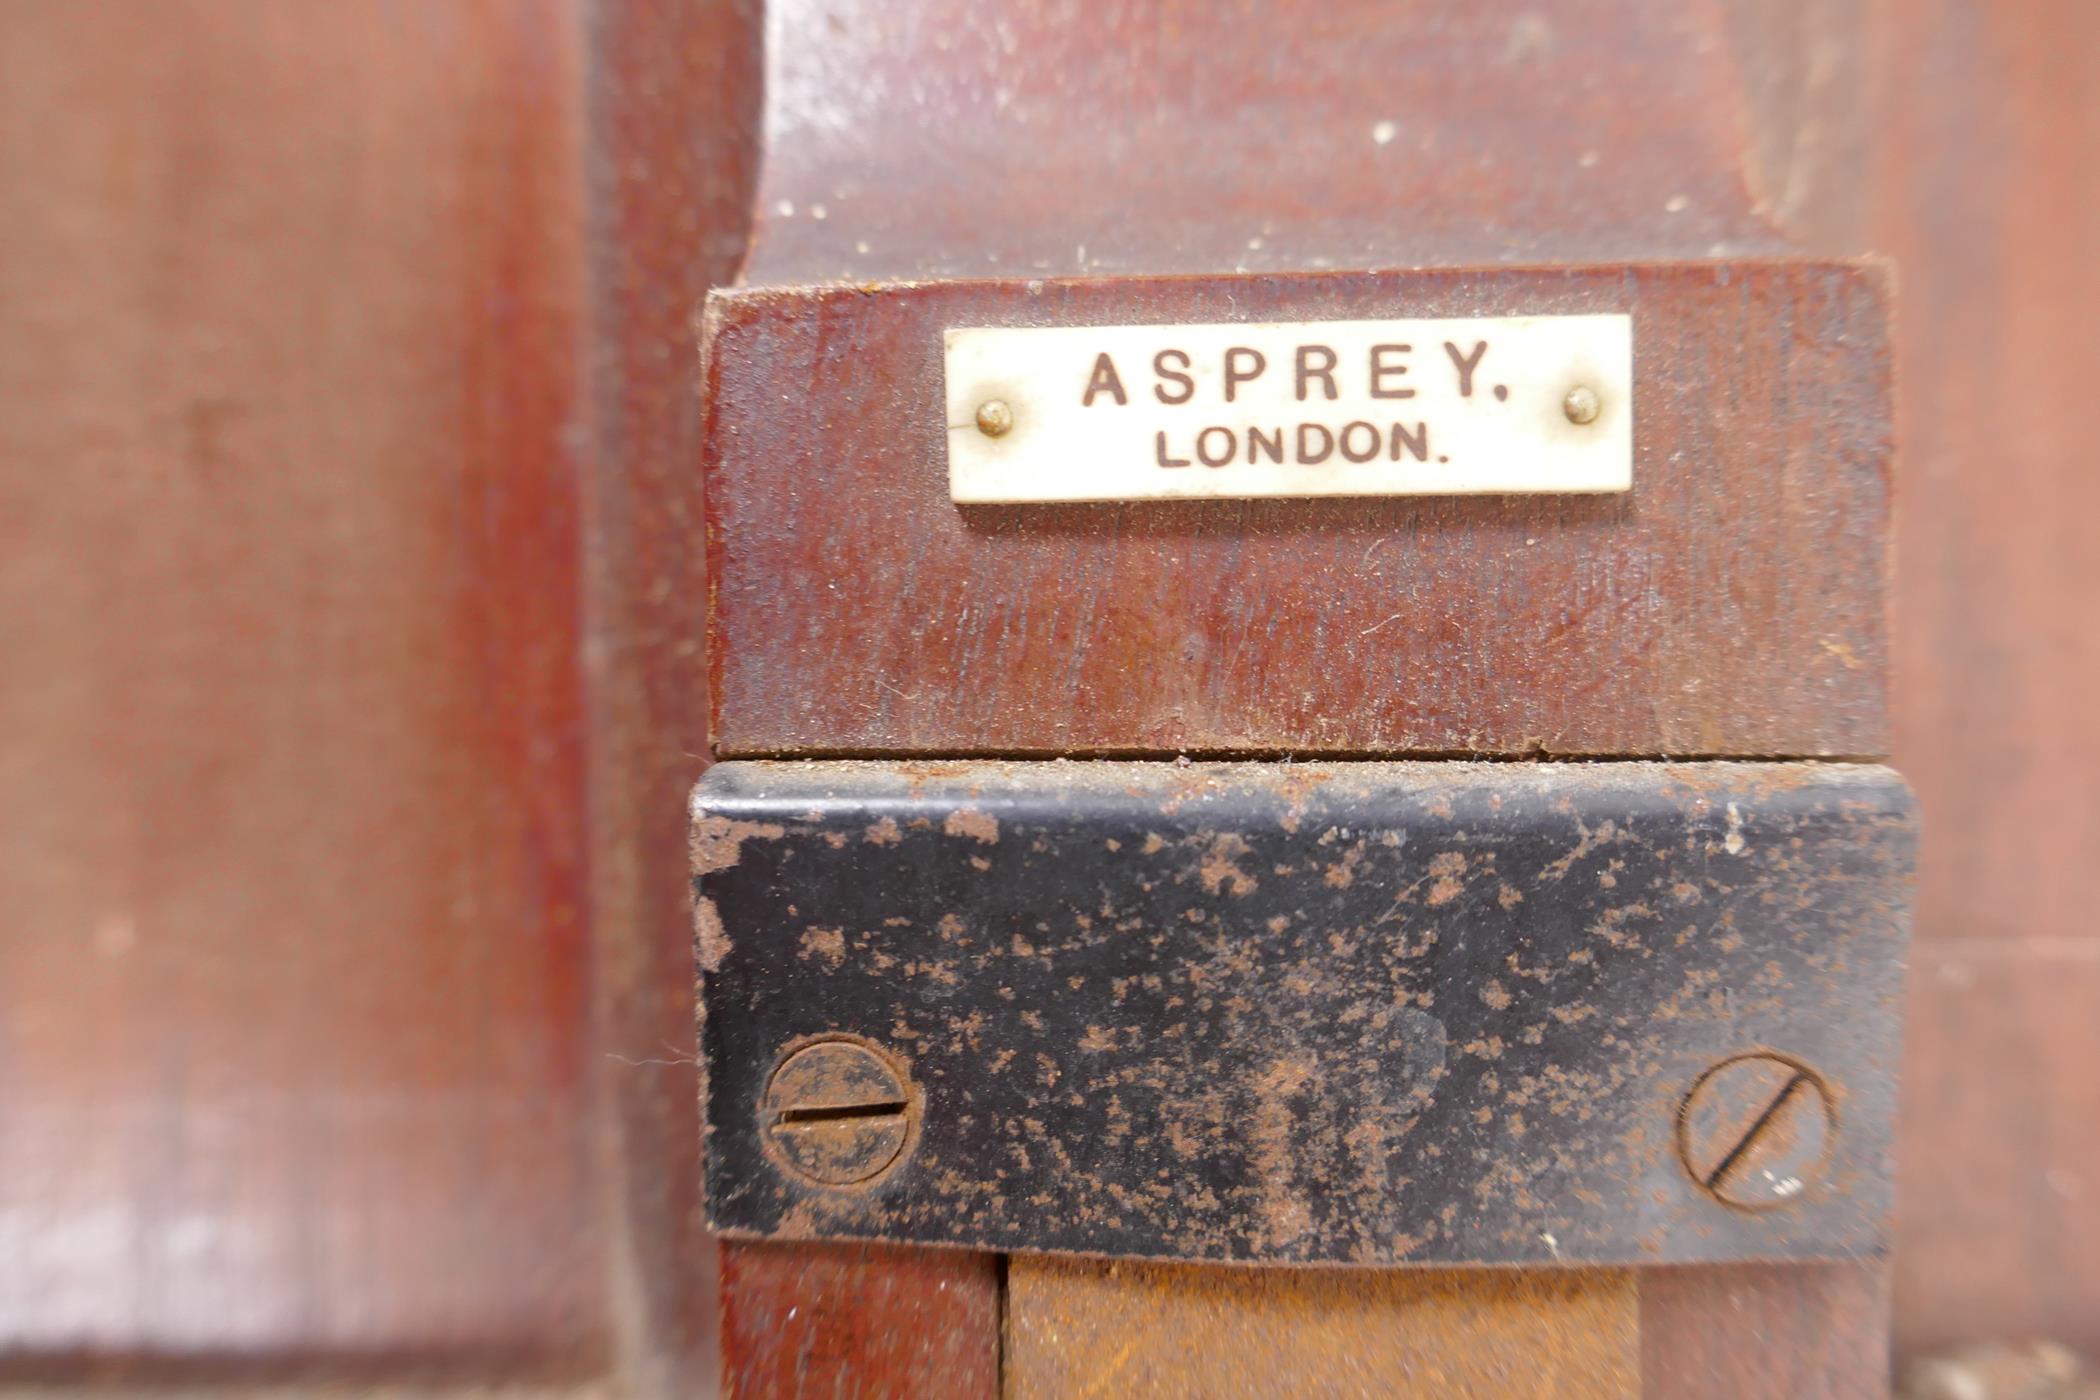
[
  {"xmin": 1677, "ymin": 1052, "xmax": 1834, "ymax": 1211},
  {"xmin": 763, "ymin": 1039, "xmax": 916, "ymax": 1187},
  {"xmin": 776, "ymin": 1099, "xmax": 909, "ymax": 1126}
]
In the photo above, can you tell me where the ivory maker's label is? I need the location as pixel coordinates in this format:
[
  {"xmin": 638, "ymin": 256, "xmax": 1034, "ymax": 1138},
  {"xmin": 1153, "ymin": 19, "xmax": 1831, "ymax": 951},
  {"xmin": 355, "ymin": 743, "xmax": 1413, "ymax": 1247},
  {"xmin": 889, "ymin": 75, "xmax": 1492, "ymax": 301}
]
[{"xmin": 945, "ymin": 314, "xmax": 1631, "ymax": 503}]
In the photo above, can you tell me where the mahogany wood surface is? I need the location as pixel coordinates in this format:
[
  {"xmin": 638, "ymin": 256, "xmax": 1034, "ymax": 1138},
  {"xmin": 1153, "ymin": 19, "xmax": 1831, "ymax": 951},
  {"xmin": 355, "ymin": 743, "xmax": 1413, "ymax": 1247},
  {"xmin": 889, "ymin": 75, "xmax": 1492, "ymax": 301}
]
[
  {"xmin": 0, "ymin": 0, "xmax": 765, "ymax": 1390},
  {"xmin": 742, "ymin": 0, "xmax": 1805, "ymax": 283},
  {"xmin": 712, "ymin": 4, "xmax": 1903, "ymax": 1396},
  {"xmin": 720, "ymin": 1242, "xmax": 999, "ymax": 1399},
  {"xmin": 717, "ymin": 1, "xmax": 2100, "ymax": 1383},
  {"xmin": 3, "ymin": 0, "xmax": 2094, "ymax": 1392},
  {"xmin": 2, "ymin": 1, "xmax": 602, "ymax": 1379},
  {"xmin": 583, "ymin": 1, "xmax": 760, "ymax": 1392},
  {"xmin": 1872, "ymin": 0, "xmax": 2100, "ymax": 1361},
  {"xmin": 703, "ymin": 262, "xmax": 1893, "ymax": 760},
  {"xmin": 1639, "ymin": 1260, "xmax": 1892, "ymax": 1398}
]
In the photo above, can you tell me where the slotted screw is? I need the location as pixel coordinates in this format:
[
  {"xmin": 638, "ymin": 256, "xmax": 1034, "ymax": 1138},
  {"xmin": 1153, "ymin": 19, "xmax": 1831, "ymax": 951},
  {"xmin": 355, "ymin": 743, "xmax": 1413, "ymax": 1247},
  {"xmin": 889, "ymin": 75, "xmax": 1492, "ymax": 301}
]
[
  {"xmin": 1678, "ymin": 1053, "xmax": 1834, "ymax": 1210},
  {"xmin": 763, "ymin": 1040, "xmax": 915, "ymax": 1187}
]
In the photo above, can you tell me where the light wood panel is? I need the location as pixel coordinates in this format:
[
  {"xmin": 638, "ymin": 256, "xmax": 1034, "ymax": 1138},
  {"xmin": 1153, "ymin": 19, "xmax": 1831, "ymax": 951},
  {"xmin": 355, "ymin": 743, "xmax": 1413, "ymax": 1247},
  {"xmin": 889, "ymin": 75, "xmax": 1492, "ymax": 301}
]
[{"xmin": 1006, "ymin": 1260, "xmax": 1638, "ymax": 1399}]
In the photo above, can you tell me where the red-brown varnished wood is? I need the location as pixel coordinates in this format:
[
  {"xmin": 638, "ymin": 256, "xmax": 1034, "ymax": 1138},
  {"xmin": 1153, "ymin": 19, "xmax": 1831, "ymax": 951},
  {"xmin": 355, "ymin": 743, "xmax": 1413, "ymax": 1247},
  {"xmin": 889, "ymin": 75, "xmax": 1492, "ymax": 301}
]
[
  {"xmin": 717, "ymin": 4, "xmax": 1911, "ymax": 1395},
  {"xmin": 703, "ymin": 262, "xmax": 1892, "ymax": 760},
  {"xmin": 1870, "ymin": 0, "xmax": 2100, "ymax": 1362},
  {"xmin": 0, "ymin": 0, "xmax": 601, "ymax": 1378},
  {"xmin": 720, "ymin": 1242, "xmax": 999, "ymax": 1399},
  {"xmin": 0, "ymin": 0, "xmax": 772, "ymax": 1389},
  {"xmin": 8, "ymin": 0, "xmax": 2093, "ymax": 1389},
  {"xmin": 743, "ymin": 0, "xmax": 1805, "ymax": 284},
  {"xmin": 1640, "ymin": 1262, "xmax": 1892, "ymax": 1398},
  {"xmin": 583, "ymin": 0, "xmax": 762, "ymax": 1393}
]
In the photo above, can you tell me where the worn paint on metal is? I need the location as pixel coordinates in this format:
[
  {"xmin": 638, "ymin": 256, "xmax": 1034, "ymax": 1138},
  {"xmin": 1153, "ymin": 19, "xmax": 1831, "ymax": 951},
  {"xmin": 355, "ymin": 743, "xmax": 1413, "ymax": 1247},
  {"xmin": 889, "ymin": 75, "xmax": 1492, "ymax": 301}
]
[{"xmin": 694, "ymin": 759, "xmax": 1914, "ymax": 1267}]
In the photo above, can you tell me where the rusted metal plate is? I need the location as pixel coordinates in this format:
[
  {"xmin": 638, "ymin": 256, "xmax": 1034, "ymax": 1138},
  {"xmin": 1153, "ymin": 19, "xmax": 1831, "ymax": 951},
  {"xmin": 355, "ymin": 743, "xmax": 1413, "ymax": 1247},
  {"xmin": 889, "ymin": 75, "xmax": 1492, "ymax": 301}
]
[
  {"xmin": 695, "ymin": 759, "xmax": 1913, "ymax": 1267},
  {"xmin": 701, "ymin": 261, "xmax": 1891, "ymax": 758}
]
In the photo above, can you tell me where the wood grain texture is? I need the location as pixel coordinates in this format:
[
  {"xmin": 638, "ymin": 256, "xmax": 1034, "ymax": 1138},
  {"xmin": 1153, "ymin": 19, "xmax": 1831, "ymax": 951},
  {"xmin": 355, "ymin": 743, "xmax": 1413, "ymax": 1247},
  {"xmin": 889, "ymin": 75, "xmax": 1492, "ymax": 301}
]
[
  {"xmin": 581, "ymin": 0, "xmax": 760, "ymax": 1392},
  {"xmin": 1869, "ymin": 0, "xmax": 2100, "ymax": 1362},
  {"xmin": 704, "ymin": 262, "xmax": 1892, "ymax": 759},
  {"xmin": 0, "ymin": 0, "xmax": 770, "ymax": 1389},
  {"xmin": 0, "ymin": 0, "xmax": 601, "ymax": 1378},
  {"xmin": 1895, "ymin": 946, "xmax": 2100, "ymax": 1359},
  {"xmin": 1640, "ymin": 1261, "xmax": 1892, "ymax": 1398},
  {"xmin": 744, "ymin": 0, "xmax": 1805, "ymax": 283},
  {"xmin": 1002, "ymin": 1260, "xmax": 1894, "ymax": 1398},
  {"xmin": 1005, "ymin": 1258, "xmax": 1638, "ymax": 1398},
  {"xmin": 11, "ymin": 0, "xmax": 2084, "ymax": 1386},
  {"xmin": 1002, "ymin": 1257, "xmax": 1892, "ymax": 1398},
  {"xmin": 718, "ymin": 5, "xmax": 1910, "ymax": 1394},
  {"xmin": 719, "ymin": 1242, "xmax": 999, "ymax": 1399}
]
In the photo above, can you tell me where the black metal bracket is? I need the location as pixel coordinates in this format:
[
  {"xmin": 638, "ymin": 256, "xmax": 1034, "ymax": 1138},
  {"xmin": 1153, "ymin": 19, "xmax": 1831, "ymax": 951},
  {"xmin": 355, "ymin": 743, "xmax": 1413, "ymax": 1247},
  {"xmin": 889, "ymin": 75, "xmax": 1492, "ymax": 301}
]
[{"xmin": 695, "ymin": 760, "xmax": 1913, "ymax": 1268}]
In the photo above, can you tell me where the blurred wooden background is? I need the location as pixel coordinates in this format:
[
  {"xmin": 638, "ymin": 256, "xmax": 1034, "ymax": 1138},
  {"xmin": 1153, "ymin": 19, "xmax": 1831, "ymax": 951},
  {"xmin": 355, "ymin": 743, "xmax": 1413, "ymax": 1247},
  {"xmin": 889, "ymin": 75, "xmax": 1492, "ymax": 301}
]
[{"xmin": 1, "ymin": 0, "xmax": 2092, "ymax": 1390}]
